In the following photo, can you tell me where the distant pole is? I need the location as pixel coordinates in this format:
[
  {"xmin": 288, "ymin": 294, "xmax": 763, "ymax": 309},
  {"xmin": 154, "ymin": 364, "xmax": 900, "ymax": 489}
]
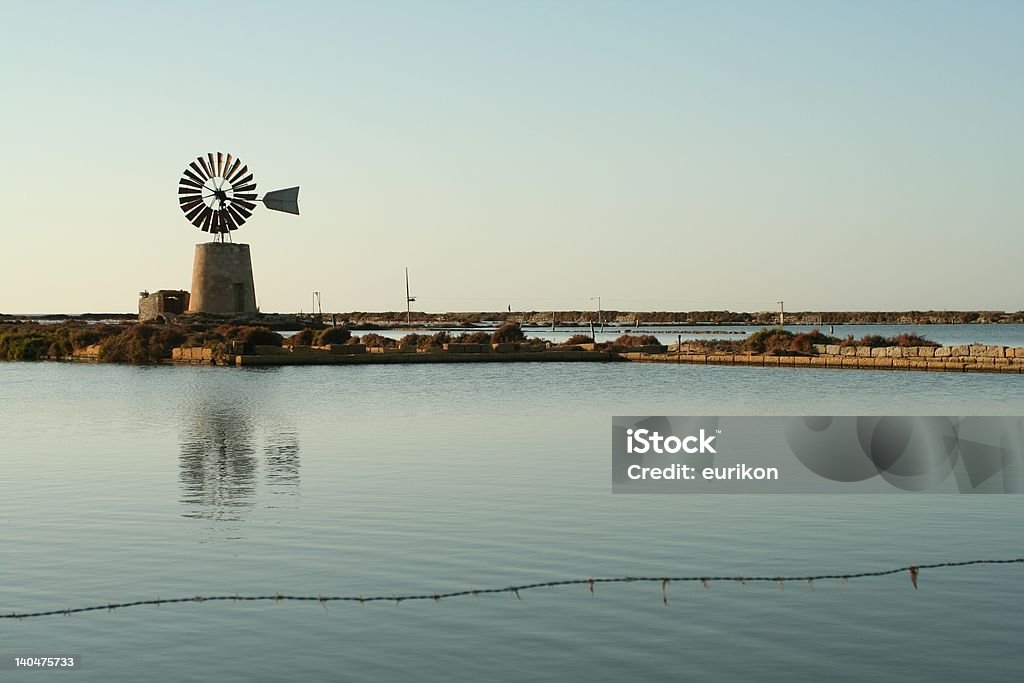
[
  {"xmin": 778, "ymin": 300, "xmax": 784, "ymax": 327},
  {"xmin": 591, "ymin": 296, "xmax": 602, "ymax": 331},
  {"xmin": 551, "ymin": 312, "xmax": 556, "ymax": 332},
  {"xmin": 405, "ymin": 268, "xmax": 416, "ymax": 326}
]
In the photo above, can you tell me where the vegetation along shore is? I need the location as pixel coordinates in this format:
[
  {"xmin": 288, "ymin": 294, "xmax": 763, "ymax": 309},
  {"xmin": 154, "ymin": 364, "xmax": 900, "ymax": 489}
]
[{"xmin": 1, "ymin": 320, "xmax": 1022, "ymax": 374}]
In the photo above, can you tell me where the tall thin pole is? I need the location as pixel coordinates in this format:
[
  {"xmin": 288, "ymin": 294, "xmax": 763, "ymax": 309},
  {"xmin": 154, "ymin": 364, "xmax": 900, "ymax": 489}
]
[
  {"xmin": 778, "ymin": 300, "xmax": 784, "ymax": 327},
  {"xmin": 405, "ymin": 268, "xmax": 416, "ymax": 326}
]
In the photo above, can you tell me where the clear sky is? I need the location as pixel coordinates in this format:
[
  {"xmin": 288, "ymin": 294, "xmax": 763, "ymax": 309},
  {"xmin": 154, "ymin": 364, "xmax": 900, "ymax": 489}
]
[{"xmin": 1, "ymin": 0, "xmax": 1021, "ymax": 314}]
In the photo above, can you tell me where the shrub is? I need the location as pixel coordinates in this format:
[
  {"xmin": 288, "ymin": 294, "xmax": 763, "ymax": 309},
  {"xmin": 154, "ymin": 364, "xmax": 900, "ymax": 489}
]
[
  {"xmin": 98, "ymin": 325, "xmax": 185, "ymax": 363},
  {"xmin": 416, "ymin": 331, "xmax": 450, "ymax": 350},
  {"xmin": 399, "ymin": 333, "xmax": 424, "ymax": 348},
  {"xmin": 838, "ymin": 333, "xmax": 940, "ymax": 349},
  {"xmin": 614, "ymin": 334, "xmax": 661, "ymax": 347},
  {"xmin": 453, "ymin": 331, "xmax": 492, "ymax": 344},
  {"xmin": 360, "ymin": 333, "xmax": 396, "ymax": 348},
  {"xmin": 743, "ymin": 328, "xmax": 795, "ymax": 355},
  {"xmin": 491, "ymin": 322, "xmax": 527, "ymax": 344},
  {"xmin": 853, "ymin": 335, "xmax": 886, "ymax": 348},
  {"xmin": 564, "ymin": 334, "xmax": 594, "ymax": 345},
  {"xmin": 790, "ymin": 328, "xmax": 839, "ymax": 353},
  {"xmin": 0, "ymin": 328, "xmax": 51, "ymax": 360},
  {"xmin": 286, "ymin": 329, "xmax": 316, "ymax": 346},
  {"xmin": 316, "ymin": 326, "xmax": 352, "ymax": 345},
  {"xmin": 210, "ymin": 324, "xmax": 240, "ymax": 339},
  {"xmin": 70, "ymin": 327, "xmax": 104, "ymax": 350},
  {"xmin": 890, "ymin": 333, "xmax": 940, "ymax": 348},
  {"xmin": 234, "ymin": 326, "xmax": 283, "ymax": 347},
  {"xmin": 695, "ymin": 339, "xmax": 744, "ymax": 354}
]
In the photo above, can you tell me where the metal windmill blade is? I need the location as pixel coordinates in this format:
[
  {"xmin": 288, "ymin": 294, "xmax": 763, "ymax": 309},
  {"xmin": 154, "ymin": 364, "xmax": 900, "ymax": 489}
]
[{"xmin": 178, "ymin": 151, "xmax": 300, "ymax": 241}]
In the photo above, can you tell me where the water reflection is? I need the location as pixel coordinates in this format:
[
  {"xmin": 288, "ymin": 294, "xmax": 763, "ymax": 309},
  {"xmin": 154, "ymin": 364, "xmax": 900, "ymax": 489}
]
[
  {"xmin": 264, "ymin": 430, "xmax": 301, "ymax": 498},
  {"xmin": 179, "ymin": 408, "xmax": 259, "ymax": 522},
  {"xmin": 178, "ymin": 382, "xmax": 300, "ymax": 530}
]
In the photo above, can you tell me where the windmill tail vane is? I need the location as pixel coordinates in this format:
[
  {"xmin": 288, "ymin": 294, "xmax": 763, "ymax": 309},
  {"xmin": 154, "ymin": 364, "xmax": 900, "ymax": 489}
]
[{"xmin": 178, "ymin": 152, "xmax": 299, "ymax": 241}]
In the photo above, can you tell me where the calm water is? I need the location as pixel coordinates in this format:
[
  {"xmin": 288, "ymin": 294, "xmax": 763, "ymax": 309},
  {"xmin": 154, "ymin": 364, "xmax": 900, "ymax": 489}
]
[{"xmin": 2, "ymin": 361, "xmax": 1023, "ymax": 681}]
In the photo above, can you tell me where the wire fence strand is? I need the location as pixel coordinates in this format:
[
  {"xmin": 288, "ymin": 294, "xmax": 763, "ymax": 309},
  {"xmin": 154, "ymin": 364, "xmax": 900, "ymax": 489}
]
[{"xmin": 4, "ymin": 558, "xmax": 1021, "ymax": 620}]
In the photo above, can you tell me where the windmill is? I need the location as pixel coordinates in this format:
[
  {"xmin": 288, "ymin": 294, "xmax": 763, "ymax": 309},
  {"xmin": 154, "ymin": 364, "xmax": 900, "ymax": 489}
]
[
  {"xmin": 178, "ymin": 152, "xmax": 299, "ymax": 239},
  {"xmin": 177, "ymin": 152, "xmax": 299, "ymax": 314}
]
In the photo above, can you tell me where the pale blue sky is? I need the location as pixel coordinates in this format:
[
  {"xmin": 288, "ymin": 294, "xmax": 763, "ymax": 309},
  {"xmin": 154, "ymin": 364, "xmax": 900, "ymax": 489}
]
[{"xmin": 1, "ymin": 0, "xmax": 1021, "ymax": 313}]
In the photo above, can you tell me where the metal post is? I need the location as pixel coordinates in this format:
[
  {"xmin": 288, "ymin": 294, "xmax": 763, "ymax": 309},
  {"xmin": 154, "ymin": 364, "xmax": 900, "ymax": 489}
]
[{"xmin": 405, "ymin": 268, "xmax": 416, "ymax": 326}]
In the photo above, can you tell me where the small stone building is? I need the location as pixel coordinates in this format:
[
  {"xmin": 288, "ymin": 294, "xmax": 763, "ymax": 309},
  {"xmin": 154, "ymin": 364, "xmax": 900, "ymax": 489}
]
[{"xmin": 139, "ymin": 289, "xmax": 190, "ymax": 322}]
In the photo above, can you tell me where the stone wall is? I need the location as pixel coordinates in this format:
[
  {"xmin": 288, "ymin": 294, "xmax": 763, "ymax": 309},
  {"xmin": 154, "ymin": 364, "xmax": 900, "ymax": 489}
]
[
  {"xmin": 629, "ymin": 351, "xmax": 1024, "ymax": 374},
  {"xmin": 170, "ymin": 343, "xmax": 619, "ymax": 366},
  {"xmin": 166, "ymin": 341, "xmax": 1024, "ymax": 373},
  {"xmin": 811, "ymin": 344, "xmax": 1022, "ymax": 364}
]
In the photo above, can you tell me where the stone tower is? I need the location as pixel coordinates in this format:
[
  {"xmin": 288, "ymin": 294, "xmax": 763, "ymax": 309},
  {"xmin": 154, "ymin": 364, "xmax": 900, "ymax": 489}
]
[{"xmin": 187, "ymin": 242, "xmax": 258, "ymax": 314}]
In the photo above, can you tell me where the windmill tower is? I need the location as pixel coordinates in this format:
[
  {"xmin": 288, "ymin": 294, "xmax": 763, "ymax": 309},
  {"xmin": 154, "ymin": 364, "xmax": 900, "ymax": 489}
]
[{"xmin": 177, "ymin": 152, "xmax": 299, "ymax": 314}]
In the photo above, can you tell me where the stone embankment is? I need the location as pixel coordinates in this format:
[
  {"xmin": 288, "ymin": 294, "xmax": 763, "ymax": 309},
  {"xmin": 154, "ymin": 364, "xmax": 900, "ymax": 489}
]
[
  {"xmin": 173, "ymin": 342, "xmax": 619, "ymax": 366},
  {"xmin": 633, "ymin": 344, "xmax": 1024, "ymax": 374},
  {"xmin": 165, "ymin": 342, "xmax": 1024, "ymax": 374}
]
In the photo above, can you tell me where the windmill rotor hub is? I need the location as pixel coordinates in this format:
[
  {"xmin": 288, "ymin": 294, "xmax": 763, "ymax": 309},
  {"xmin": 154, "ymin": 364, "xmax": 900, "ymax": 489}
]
[{"xmin": 210, "ymin": 187, "xmax": 230, "ymax": 206}]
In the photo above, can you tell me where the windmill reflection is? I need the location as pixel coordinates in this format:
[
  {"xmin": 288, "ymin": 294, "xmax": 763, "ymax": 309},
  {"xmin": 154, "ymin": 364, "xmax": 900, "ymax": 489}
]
[
  {"xmin": 179, "ymin": 407, "xmax": 258, "ymax": 522},
  {"xmin": 179, "ymin": 397, "xmax": 300, "ymax": 526}
]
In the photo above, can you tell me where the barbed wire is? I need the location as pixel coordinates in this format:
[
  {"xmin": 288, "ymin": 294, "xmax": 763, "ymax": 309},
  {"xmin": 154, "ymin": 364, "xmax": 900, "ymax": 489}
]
[{"xmin": 3, "ymin": 558, "xmax": 1021, "ymax": 620}]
